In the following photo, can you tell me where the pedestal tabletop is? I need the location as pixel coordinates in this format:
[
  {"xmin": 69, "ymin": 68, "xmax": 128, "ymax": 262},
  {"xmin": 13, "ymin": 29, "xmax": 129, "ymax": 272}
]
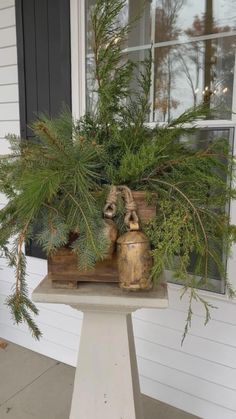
[
  {"xmin": 32, "ymin": 274, "xmax": 168, "ymax": 312},
  {"xmin": 32, "ymin": 275, "xmax": 168, "ymax": 419}
]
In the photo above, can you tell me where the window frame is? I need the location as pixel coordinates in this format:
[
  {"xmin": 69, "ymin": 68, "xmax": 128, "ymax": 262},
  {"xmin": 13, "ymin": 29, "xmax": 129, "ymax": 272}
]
[{"xmin": 70, "ymin": 0, "xmax": 236, "ymax": 303}]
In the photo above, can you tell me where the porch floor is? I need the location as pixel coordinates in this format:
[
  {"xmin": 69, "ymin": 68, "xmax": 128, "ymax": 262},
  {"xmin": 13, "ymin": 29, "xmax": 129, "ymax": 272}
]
[{"xmin": 0, "ymin": 339, "xmax": 199, "ymax": 419}]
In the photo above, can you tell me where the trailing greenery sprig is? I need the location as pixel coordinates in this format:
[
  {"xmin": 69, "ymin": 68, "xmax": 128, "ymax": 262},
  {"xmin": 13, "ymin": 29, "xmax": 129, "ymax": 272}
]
[{"xmin": 6, "ymin": 230, "xmax": 42, "ymax": 340}]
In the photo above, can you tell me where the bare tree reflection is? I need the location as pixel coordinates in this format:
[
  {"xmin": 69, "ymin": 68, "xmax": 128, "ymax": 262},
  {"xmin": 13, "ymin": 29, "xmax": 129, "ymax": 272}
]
[
  {"xmin": 203, "ymin": 0, "xmax": 213, "ymax": 105},
  {"xmin": 154, "ymin": 0, "xmax": 236, "ymax": 121},
  {"xmin": 154, "ymin": 0, "xmax": 185, "ymax": 122},
  {"xmin": 183, "ymin": 4, "xmax": 235, "ymax": 114},
  {"xmin": 86, "ymin": 0, "xmax": 235, "ymax": 120}
]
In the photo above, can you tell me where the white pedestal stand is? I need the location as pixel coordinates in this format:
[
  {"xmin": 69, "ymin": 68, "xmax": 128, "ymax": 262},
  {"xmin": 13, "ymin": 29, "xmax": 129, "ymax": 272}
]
[{"xmin": 32, "ymin": 276, "xmax": 168, "ymax": 419}]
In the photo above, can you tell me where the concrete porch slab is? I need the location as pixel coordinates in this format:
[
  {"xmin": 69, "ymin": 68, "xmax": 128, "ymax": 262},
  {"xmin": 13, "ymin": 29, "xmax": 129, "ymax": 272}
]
[{"xmin": 0, "ymin": 339, "xmax": 200, "ymax": 419}]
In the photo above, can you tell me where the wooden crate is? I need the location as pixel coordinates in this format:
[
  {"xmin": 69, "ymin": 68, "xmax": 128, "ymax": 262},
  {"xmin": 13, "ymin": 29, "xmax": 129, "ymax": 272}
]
[
  {"xmin": 131, "ymin": 191, "xmax": 156, "ymax": 223},
  {"xmin": 48, "ymin": 249, "xmax": 119, "ymax": 288},
  {"xmin": 48, "ymin": 191, "xmax": 157, "ymax": 288}
]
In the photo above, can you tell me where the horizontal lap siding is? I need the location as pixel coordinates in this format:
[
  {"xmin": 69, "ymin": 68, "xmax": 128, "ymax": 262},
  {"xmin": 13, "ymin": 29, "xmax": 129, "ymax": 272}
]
[
  {"xmin": 0, "ymin": 65, "xmax": 18, "ymax": 84},
  {"xmin": 0, "ymin": 26, "xmax": 16, "ymax": 47},
  {"xmin": 0, "ymin": 102, "xmax": 19, "ymax": 118},
  {"xmin": 0, "ymin": 0, "xmax": 14, "ymax": 10},
  {"xmin": 0, "ymin": 5, "xmax": 15, "ymax": 28},
  {"xmin": 140, "ymin": 376, "xmax": 236, "ymax": 419},
  {"xmin": 0, "ymin": 83, "xmax": 19, "ymax": 102},
  {"xmin": 0, "ymin": 120, "xmax": 20, "ymax": 137},
  {"xmin": 133, "ymin": 299, "xmax": 236, "ymax": 419},
  {"xmin": 0, "ymin": 1, "xmax": 19, "ymax": 221},
  {"xmin": 0, "ymin": 2, "xmax": 236, "ymax": 419},
  {"xmin": 0, "ymin": 45, "xmax": 17, "ymax": 66}
]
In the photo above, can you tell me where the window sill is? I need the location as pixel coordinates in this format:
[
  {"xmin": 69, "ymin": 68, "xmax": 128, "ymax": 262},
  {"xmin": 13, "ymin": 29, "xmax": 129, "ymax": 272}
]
[{"xmin": 166, "ymin": 271, "xmax": 236, "ymax": 305}]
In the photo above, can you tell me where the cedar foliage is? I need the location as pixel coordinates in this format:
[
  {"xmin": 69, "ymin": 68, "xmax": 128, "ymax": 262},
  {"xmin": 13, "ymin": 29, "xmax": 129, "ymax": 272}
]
[{"xmin": 0, "ymin": 0, "xmax": 235, "ymax": 340}]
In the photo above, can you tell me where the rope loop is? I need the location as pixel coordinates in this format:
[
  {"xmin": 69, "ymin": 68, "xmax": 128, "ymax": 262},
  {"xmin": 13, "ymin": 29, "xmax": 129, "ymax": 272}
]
[
  {"xmin": 103, "ymin": 185, "xmax": 118, "ymax": 218},
  {"xmin": 103, "ymin": 185, "xmax": 140, "ymax": 230}
]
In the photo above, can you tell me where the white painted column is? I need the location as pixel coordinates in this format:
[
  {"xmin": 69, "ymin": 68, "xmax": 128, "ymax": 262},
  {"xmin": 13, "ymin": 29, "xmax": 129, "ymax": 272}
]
[
  {"xmin": 70, "ymin": 309, "xmax": 143, "ymax": 419},
  {"xmin": 32, "ymin": 277, "xmax": 168, "ymax": 419}
]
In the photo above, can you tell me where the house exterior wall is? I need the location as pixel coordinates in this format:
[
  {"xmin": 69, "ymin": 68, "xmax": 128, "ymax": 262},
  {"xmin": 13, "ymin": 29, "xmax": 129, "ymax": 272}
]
[{"xmin": 0, "ymin": 2, "xmax": 236, "ymax": 418}]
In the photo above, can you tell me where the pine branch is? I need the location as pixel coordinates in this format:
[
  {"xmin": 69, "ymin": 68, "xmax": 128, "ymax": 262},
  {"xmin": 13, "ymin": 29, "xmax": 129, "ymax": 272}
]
[
  {"xmin": 6, "ymin": 228, "xmax": 42, "ymax": 339},
  {"xmin": 63, "ymin": 189, "xmax": 109, "ymax": 265},
  {"xmin": 180, "ymin": 286, "xmax": 217, "ymax": 345}
]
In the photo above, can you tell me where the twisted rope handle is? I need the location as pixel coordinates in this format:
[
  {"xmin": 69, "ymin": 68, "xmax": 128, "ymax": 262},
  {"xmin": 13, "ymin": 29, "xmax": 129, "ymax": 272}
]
[
  {"xmin": 103, "ymin": 185, "xmax": 139, "ymax": 230},
  {"xmin": 118, "ymin": 185, "xmax": 139, "ymax": 230},
  {"xmin": 103, "ymin": 185, "xmax": 118, "ymax": 219}
]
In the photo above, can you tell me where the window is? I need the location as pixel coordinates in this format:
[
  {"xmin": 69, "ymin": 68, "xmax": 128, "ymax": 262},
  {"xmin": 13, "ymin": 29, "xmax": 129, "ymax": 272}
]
[
  {"xmin": 85, "ymin": 0, "xmax": 236, "ymax": 122},
  {"xmin": 169, "ymin": 126, "xmax": 234, "ymax": 294},
  {"xmin": 80, "ymin": 0, "xmax": 236, "ymax": 295}
]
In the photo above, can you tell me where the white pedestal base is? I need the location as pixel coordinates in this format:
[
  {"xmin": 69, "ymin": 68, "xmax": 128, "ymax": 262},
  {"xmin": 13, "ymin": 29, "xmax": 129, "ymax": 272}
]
[
  {"xmin": 32, "ymin": 278, "xmax": 168, "ymax": 419},
  {"xmin": 69, "ymin": 310, "xmax": 143, "ymax": 419}
]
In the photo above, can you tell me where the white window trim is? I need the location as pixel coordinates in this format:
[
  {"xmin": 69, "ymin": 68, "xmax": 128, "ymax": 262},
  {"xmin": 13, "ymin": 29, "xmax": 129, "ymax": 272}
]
[
  {"xmin": 70, "ymin": 0, "xmax": 236, "ymax": 304},
  {"xmin": 70, "ymin": 0, "xmax": 86, "ymax": 119},
  {"xmin": 123, "ymin": 30, "xmax": 236, "ymax": 53}
]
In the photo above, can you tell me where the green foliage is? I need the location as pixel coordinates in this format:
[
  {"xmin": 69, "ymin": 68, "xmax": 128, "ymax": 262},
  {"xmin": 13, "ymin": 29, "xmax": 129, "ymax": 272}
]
[
  {"xmin": 91, "ymin": 0, "xmax": 135, "ymax": 125},
  {"xmin": 0, "ymin": 0, "xmax": 235, "ymax": 340},
  {"xmin": 0, "ymin": 110, "xmax": 110, "ymax": 337},
  {"xmin": 6, "ymin": 236, "xmax": 42, "ymax": 340}
]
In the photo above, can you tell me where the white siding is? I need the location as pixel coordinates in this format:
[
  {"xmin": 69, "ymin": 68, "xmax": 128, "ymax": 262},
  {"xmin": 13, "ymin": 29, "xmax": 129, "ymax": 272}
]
[
  {"xmin": 0, "ymin": 0, "xmax": 14, "ymax": 9},
  {"xmin": 0, "ymin": 120, "xmax": 20, "ymax": 137},
  {"xmin": 0, "ymin": 4, "xmax": 15, "ymax": 28},
  {"xmin": 0, "ymin": 45, "xmax": 17, "ymax": 66},
  {"xmin": 0, "ymin": 2, "xmax": 236, "ymax": 419},
  {"xmin": 0, "ymin": 65, "xmax": 18, "ymax": 84},
  {"xmin": 0, "ymin": 102, "xmax": 19, "ymax": 118},
  {"xmin": 0, "ymin": 26, "xmax": 16, "ymax": 47},
  {"xmin": 0, "ymin": 83, "xmax": 19, "ymax": 102}
]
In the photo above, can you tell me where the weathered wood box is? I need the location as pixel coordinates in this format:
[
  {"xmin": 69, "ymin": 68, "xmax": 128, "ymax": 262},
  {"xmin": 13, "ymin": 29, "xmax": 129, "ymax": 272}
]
[
  {"xmin": 48, "ymin": 191, "xmax": 156, "ymax": 288},
  {"xmin": 48, "ymin": 251, "xmax": 119, "ymax": 288}
]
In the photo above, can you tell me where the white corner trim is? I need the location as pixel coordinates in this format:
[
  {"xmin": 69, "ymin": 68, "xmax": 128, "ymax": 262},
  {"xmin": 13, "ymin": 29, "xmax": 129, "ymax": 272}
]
[{"xmin": 70, "ymin": 0, "xmax": 86, "ymax": 119}]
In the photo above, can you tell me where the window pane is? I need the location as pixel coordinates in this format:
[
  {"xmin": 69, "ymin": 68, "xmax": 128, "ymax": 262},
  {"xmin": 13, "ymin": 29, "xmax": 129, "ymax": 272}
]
[
  {"xmin": 153, "ymin": 36, "xmax": 236, "ymax": 122},
  {"xmin": 85, "ymin": 0, "xmax": 129, "ymax": 53},
  {"xmin": 168, "ymin": 128, "xmax": 234, "ymax": 294},
  {"xmin": 86, "ymin": 1, "xmax": 236, "ymax": 49},
  {"xmin": 86, "ymin": 0, "xmax": 98, "ymax": 54},
  {"xmin": 86, "ymin": 0, "xmax": 152, "ymax": 50},
  {"xmin": 154, "ymin": 0, "xmax": 236, "ymax": 44},
  {"xmin": 85, "ymin": 1, "xmax": 236, "ymax": 122},
  {"xmin": 86, "ymin": 54, "xmax": 96, "ymax": 113},
  {"xmin": 85, "ymin": 48, "xmax": 151, "ymax": 114},
  {"xmin": 126, "ymin": 0, "xmax": 152, "ymax": 47}
]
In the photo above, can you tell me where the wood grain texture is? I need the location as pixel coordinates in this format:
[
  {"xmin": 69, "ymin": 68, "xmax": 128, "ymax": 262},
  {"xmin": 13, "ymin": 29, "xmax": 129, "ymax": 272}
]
[
  {"xmin": 48, "ymin": 192, "xmax": 156, "ymax": 288},
  {"xmin": 132, "ymin": 191, "xmax": 156, "ymax": 223},
  {"xmin": 48, "ymin": 249, "xmax": 119, "ymax": 287},
  {"xmin": 117, "ymin": 230, "xmax": 153, "ymax": 291}
]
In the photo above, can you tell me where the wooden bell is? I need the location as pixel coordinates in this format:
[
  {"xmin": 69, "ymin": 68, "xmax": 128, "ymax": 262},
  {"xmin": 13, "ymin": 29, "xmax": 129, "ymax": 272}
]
[
  {"xmin": 117, "ymin": 227, "xmax": 153, "ymax": 291},
  {"xmin": 117, "ymin": 187, "xmax": 153, "ymax": 291},
  {"xmin": 103, "ymin": 219, "xmax": 118, "ymax": 259},
  {"xmin": 103, "ymin": 186, "xmax": 118, "ymax": 259}
]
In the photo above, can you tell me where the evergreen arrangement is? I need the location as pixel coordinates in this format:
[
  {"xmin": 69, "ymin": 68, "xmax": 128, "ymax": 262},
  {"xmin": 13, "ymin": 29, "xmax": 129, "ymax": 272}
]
[{"xmin": 0, "ymin": 0, "xmax": 235, "ymax": 340}]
